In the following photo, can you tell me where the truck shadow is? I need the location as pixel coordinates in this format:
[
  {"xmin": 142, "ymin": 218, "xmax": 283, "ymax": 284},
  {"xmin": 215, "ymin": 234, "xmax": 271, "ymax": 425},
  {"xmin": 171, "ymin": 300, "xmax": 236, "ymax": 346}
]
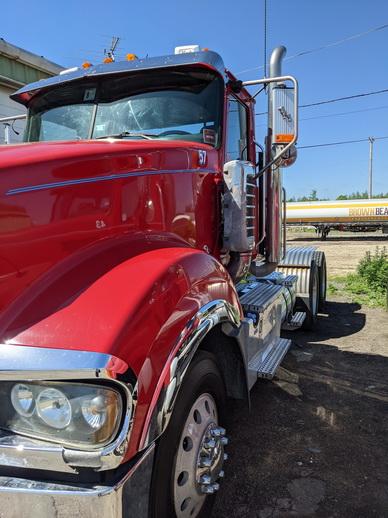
[
  {"xmin": 293, "ymin": 299, "xmax": 366, "ymax": 341},
  {"xmin": 212, "ymin": 301, "xmax": 388, "ymax": 518}
]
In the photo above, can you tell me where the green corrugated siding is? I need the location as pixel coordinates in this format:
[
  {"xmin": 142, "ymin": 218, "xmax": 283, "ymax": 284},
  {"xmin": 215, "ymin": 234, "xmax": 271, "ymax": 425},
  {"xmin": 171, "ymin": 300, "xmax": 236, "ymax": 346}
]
[{"xmin": 0, "ymin": 55, "xmax": 51, "ymax": 85}]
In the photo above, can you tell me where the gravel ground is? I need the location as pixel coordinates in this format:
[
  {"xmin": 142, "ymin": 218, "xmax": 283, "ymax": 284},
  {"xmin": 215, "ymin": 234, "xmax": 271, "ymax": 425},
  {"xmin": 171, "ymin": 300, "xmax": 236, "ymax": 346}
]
[
  {"xmin": 287, "ymin": 231, "xmax": 388, "ymax": 276},
  {"xmin": 213, "ymin": 235, "xmax": 388, "ymax": 518}
]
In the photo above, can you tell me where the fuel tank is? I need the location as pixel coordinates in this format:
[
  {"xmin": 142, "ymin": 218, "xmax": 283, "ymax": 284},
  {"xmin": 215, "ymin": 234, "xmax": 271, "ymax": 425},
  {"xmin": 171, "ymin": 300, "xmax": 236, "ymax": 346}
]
[
  {"xmin": 0, "ymin": 140, "xmax": 220, "ymax": 328},
  {"xmin": 286, "ymin": 199, "xmax": 388, "ymax": 225}
]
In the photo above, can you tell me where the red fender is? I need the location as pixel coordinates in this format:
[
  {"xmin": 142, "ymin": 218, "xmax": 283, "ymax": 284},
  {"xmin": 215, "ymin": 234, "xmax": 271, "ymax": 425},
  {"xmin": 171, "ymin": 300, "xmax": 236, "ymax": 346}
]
[{"xmin": 5, "ymin": 246, "xmax": 242, "ymax": 460}]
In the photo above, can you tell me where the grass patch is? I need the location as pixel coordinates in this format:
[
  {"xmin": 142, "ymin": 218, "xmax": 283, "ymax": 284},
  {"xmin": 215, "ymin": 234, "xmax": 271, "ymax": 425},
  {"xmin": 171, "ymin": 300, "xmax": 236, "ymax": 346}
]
[
  {"xmin": 328, "ymin": 247, "xmax": 388, "ymax": 308},
  {"xmin": 328, "ymin": 275, "xmax": 386, "ymax": 308}
]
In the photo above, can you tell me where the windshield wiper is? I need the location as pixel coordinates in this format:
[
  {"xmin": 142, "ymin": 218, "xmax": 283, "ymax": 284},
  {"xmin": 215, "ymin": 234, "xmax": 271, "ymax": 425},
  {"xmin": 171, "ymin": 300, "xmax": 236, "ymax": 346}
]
[{"xmin": 95, "ymin": 131, "xmax": 157, "ymax": 140}]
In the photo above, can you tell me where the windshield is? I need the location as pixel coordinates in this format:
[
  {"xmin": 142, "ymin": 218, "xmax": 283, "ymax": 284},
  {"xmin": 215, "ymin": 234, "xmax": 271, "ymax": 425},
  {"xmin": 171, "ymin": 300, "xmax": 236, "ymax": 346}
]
[{"xmin": 25, "ymin": 68, "xmax": 223, "ymax": 146}]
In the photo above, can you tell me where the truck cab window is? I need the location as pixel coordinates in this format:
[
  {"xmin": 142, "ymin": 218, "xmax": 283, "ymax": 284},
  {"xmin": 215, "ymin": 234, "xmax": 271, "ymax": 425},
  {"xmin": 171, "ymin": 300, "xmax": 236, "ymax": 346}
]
[
  {"xmin": 25, "ymin": 70, "xmax": 223, "ymax": 147},
  {"xmin": 225, "ymin": 97, "xmax": 248, "ymax": 162}
]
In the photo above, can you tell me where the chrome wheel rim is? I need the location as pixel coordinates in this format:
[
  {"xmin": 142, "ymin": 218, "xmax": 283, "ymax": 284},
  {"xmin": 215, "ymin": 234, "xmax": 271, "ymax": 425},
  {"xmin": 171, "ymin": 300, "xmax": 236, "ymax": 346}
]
[{"xmin": 173, "ymin": 393, "xmax": 227, "ymax": 517}]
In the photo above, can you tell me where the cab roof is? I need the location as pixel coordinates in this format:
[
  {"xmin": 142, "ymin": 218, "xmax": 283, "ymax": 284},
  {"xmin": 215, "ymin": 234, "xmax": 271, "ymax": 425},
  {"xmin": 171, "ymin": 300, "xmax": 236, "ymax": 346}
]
[{"xmin": 11, "ymin": 50, "xmax": 227, "ymax": 107}]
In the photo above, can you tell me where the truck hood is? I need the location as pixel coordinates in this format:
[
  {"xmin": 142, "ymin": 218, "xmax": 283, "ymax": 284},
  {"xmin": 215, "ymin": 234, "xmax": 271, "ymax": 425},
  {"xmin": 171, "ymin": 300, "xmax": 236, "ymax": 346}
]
[
  {"xmin": 0, "ymin": 139, "xmax": 216, "ymax": 172},
  {"xmin": 0, "ymin": 139, "xmax": 219, "ymax": 351}
]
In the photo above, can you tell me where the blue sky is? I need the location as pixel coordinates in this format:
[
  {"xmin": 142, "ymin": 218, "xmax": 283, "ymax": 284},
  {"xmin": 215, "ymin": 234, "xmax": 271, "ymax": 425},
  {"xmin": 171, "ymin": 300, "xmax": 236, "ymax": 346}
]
[{"xmin": 3, "ymin": 0, "xmax": 388, "ymax": 199}]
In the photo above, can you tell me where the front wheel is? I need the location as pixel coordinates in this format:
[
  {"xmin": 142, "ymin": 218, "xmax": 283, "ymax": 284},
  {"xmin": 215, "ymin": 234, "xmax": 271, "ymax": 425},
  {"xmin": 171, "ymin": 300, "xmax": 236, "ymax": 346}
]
[{"xmin": 150, "ymin": 351, "xmax": 227, "ymax": 518}]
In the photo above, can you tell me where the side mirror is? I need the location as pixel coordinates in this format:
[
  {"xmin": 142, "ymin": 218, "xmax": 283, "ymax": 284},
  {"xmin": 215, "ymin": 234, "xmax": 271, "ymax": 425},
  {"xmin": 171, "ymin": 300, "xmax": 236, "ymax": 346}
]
[
  {"xmin": 272, "ymin": 85, "xmax": 296, "ymax": 146},
  {"xmin": 272, "ymin": 84, "xmax": 297, "ymax": 168},
  {"xmin": 273, "ymin": 144, "xmax": 297, "ymax": 168},
  {"xmin": 242, "ymin": 74, "xmax": 298, "ymax": 178}
]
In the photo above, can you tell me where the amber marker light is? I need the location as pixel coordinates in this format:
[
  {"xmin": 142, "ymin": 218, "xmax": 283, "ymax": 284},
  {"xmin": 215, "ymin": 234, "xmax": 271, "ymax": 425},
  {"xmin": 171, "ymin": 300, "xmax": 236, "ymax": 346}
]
[
  {"xmin": 82, "ymin": 61, "xmax": 92, "ymax": 69},
  {"xmin": 126, "ymin": 53, "xmax": 138, "ymax": 61},
  {"xmin": 103, "ymin": 57, "xmax": 114, "ymax": 64},
  {"xmin": 275, "ymin": 134, "xmax": 294, "ymax": 143}
]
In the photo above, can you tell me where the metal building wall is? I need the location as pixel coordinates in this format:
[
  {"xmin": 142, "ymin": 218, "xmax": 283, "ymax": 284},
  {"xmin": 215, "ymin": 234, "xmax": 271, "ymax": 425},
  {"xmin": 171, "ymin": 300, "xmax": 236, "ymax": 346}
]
[
  {"xmin": 0, "ymin": 86, "xmax": 26, "ymax": 143},
  {"xmin": 0, "ymin": 38, "xmax": 63, "ymax": 144}
]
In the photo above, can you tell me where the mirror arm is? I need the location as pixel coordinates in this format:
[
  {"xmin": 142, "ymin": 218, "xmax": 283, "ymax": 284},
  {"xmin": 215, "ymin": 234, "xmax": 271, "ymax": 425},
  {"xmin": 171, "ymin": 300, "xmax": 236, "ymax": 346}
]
[{"xmin": 254, "ymin": 140, "xmax": 265, "ymax": 170}]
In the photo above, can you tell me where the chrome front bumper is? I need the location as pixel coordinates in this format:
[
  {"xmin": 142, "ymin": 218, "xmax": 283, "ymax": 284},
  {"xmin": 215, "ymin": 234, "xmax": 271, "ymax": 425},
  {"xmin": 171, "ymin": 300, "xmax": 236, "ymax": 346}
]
[{"xmin": 0, "ymin": 444, "xmax": 154, "ymax": 518}]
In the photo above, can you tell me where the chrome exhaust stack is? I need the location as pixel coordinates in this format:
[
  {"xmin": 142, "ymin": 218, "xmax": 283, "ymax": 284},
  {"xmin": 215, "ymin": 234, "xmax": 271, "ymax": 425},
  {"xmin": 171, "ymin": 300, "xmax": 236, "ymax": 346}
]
[{"xmin": 266, "ymin": 46, "xmax": 287, "ymax": 266}]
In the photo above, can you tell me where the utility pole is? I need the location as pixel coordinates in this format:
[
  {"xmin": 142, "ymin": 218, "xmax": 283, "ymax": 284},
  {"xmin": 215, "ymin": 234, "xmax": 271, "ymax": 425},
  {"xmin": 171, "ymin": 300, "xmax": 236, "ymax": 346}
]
[{"xmin": 368, "ymin": 136, "xmax": 375, "ymax": 199}]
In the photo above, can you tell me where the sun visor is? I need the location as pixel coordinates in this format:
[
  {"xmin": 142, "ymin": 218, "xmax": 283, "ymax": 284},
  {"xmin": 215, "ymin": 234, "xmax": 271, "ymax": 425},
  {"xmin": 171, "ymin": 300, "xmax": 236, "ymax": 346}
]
[{"xmin": 10, "ymin": 51, "xmax": 226, "ymax": 107}]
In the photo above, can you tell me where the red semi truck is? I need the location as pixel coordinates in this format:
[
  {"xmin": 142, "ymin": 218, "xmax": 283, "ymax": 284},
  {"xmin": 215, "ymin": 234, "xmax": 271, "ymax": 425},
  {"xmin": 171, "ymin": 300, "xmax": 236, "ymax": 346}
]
[{"xmin": 0, "ymin": 46, "xmax": 326, "ymax": 517}]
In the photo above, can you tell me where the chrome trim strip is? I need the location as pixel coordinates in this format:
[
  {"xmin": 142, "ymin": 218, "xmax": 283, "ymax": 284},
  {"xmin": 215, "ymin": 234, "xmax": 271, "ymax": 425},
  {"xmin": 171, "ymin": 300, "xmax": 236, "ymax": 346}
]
[
  {"xmin": 6, "ymin": 168, "xmax": 215, "ymax": 196},
  {"xmin": 140, "ymin": 299, "xmax": 240, "ymax": 449},
  {"xmin": 0, "ymin": 431, "xmax": 76, "ymax": 474},
  {"xmin": 0, "ymin": 344, "xmax": 127, "ymax": 380}
]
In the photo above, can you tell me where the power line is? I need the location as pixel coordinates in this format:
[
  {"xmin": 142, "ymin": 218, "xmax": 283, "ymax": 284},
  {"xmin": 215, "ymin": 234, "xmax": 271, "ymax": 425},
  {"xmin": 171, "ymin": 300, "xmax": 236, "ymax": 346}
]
[
  {"xmin": 256, "ymin": 105, "xmax": 388, "ymax": 126},
  {"xmin": 300, "ymin": 104, "xmax": 388, "ymax": 122},
  {"xmin": 298, "ymin": 135, "xmax": 388, "ymax": 149},
  {"xmin": 237, "ymin": 22, "xmax": 388, "ymax": 75},
  {"xmin": 255, "ymin": 88, "xmax": 388, "ymax": 115},
  {"xmin": 300, "ymin": 88, "xmax": 388, "ymax": 108}
]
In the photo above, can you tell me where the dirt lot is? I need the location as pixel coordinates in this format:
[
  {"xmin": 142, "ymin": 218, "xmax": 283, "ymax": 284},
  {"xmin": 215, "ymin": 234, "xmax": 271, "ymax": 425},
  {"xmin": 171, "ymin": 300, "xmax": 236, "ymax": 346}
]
[
  {"xmin": 287, "ymin": 231, "xmax": 388, "ymax": 276},
  {"xmin": 213, "ymin": 235, "xmax": 388, "ymax": 518}
]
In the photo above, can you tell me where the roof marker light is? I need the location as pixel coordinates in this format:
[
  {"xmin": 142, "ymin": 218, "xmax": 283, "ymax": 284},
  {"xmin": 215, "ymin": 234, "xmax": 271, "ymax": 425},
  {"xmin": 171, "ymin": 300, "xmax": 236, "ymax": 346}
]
[
  {"xmin": 174, "ymin": 45, "xmax": 200, "ymax": 55},
  {"xmin": 82, "ymin": 61, "xmax": 92, "ymax": 69},
  {"xmin": 126, "ymin": 53, "xmax": 138, "ymax": 61},
  {"xmin": 59, "ymin": 67, "xmax": 79, "ymax": 75},
  {"xmin": 103, "ymin": 57, "xmax": 114, "ymax": 64}
]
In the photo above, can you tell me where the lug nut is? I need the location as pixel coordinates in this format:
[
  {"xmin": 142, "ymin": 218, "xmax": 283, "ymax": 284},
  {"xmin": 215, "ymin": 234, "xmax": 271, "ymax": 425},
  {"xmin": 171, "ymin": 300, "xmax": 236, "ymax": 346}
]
[
  {"xmin": 199, "ymin": 456, "xmax": 212, "ymax": 468},
  {"xmin": 201, "ymin": 485, "xmax": 215, "ymax": 494},
  {"xmin": 218, "ymin": 470, "xmax": 225, "ymax": 478},
  {"xmin": 199, "ymin": 474, "xmax": 211, "ymax": 485},
  {"xmin": 204, "ymin": 438, "xmax": 216, "ymax": 449},
  {"xmin": 211, "ymin": 482, "xmax": 220, "ymax": 492},
  {"xmin": 211, "ymin": 427, "xmax": 226, "ymax": 438},
  {"xmin": 223, "ymin": 453, "xmax": 229, "ymax": 461},
  {"xmin": 220, "ymin": 437, "xmax": 229, "ymax": 446}
]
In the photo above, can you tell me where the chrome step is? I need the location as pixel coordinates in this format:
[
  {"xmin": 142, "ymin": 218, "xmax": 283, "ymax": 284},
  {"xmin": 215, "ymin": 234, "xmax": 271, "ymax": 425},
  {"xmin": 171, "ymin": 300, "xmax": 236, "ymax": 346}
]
[
  {"xmin": 239, "ymin": 282, "xmax": 283, "ymax": 314},
  {"xmin": 248, "ymin": 337, "xmax": 291, "ymax": 380},
  {"xmin": 282, "ymin": 311, "xmax": 306, "ymax": 331},
  {"xmin": 263, "ymin": 272, "xmax": 298, "ymax": 287}
]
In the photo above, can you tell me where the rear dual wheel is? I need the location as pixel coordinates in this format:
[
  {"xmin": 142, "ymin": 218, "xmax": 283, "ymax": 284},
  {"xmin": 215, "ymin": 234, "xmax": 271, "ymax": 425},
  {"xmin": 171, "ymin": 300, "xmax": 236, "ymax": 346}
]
[
  {"xmin": 316, "ymin": 252, "xmax": 327, "ymax": 311},
  {"xmin": 150, "ymin": 352, "xmax": 227, "ymax": 518},
  {"xmin": 302, "ymin": 260, "xmax": 320, "ymax": 330}
]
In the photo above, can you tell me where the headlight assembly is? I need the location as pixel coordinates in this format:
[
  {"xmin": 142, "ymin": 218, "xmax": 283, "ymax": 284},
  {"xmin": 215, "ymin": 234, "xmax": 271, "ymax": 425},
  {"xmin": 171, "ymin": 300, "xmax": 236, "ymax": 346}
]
[{"xmin": 1, "ymin": 381, "xmax": 126, "ymax": 449}]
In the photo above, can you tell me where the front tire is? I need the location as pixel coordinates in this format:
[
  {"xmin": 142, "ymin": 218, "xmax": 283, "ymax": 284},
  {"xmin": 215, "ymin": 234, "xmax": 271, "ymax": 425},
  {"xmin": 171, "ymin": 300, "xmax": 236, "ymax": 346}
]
[{"xmin": 150, "ymin": 351, "xmax": 227, "ymax": 518}]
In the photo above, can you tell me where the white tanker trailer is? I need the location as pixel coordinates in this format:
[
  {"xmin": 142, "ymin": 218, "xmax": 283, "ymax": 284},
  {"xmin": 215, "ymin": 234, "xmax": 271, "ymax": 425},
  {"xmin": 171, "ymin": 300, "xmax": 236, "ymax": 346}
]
[{"xmin": 286, "ymin": 199, "xmax": 388, "ymax": 239}]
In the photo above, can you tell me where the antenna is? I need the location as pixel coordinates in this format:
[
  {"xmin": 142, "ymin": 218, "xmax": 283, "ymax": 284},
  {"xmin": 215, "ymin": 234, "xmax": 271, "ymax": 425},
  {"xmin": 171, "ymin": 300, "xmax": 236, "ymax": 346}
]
[{"xmin": 104, "ymin": 36, "xmax": 120, "ymax": 62}]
